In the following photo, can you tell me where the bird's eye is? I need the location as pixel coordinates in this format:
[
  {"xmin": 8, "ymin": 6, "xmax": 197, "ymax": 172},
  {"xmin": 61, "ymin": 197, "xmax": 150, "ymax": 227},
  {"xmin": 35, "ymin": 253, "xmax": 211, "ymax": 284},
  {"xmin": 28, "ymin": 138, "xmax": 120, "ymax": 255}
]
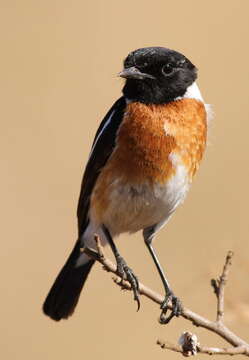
[{"xmin": 162, "ymin": 63, "xmax": 175, "ymax": 76}]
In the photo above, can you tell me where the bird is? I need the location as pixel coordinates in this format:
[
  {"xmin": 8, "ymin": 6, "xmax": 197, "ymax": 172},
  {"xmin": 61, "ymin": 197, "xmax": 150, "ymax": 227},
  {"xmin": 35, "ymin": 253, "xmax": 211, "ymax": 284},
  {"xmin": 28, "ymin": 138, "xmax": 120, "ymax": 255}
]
[{"xmin": 43, "ymin": 46, "xmax": 209, "ymax": 323}]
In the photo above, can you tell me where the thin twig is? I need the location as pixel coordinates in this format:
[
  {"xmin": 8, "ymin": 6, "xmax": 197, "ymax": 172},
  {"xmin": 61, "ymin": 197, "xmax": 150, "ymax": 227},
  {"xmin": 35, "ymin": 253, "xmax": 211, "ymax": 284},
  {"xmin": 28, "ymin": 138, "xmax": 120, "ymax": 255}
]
[
  {"xmin": 157, "ymin": 339, "xmax": 249, "ymax": 356},
  {"xmin": 211, "ymin": 250, "xmax": 234, "ymax": 322},
  {"xmin": 83, "ymin": 237, "xmax": 249, "ymax": 357},
  {"xmin": 157, "ymin": 340, "xmax": 183, "ymax": 354}
]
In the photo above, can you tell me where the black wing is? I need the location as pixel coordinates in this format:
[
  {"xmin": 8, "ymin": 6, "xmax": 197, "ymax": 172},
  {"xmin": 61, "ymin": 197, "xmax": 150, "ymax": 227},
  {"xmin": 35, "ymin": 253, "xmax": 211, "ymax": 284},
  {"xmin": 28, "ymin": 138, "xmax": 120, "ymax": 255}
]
[{"xmin": 77, "ymin": 96, "xmax": 126, "ymax": 234}]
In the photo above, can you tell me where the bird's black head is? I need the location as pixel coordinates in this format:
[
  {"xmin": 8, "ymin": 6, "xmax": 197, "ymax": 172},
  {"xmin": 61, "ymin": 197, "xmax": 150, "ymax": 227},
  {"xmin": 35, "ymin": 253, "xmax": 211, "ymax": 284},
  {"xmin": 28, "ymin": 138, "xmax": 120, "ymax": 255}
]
[{"xmin": 120, "ymin": 47, "xmax": 197, "ymax": 104}]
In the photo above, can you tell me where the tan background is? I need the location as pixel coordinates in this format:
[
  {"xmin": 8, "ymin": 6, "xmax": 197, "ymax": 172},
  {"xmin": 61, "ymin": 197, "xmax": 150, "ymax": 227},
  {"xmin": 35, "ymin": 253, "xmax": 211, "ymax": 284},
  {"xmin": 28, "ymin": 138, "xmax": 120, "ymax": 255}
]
[{"xmin": 1, "ymin": 1, "xmax": 249, "ymax": 359}]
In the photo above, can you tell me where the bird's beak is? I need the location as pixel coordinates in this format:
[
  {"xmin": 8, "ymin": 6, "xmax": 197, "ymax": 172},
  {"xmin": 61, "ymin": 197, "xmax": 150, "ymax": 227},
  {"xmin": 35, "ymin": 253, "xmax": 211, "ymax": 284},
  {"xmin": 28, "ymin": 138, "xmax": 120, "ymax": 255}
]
[{"xmin": 118, "ymin": 66, "xmax": 155, "ymax": 80}]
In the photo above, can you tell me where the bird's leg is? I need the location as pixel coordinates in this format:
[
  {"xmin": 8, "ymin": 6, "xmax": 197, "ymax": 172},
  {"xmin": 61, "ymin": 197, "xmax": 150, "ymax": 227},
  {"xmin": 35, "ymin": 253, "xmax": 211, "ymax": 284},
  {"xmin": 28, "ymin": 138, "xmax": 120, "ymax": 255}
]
[
  {"xmin": 102, "ymin": 225, "xmax": 140, "ymax": 310},
  {"xmin": 143, "ymin": 228, "xmax": 182, "ymax": 324}
]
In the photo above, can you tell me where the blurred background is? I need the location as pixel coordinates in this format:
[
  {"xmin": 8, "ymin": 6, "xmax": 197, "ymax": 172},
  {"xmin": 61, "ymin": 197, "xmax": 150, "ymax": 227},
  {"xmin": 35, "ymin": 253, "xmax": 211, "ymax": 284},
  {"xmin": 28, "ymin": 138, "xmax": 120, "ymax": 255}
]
[{"xmin": 1, "ymin": 1, "xmax": 249, "ymax": 359}]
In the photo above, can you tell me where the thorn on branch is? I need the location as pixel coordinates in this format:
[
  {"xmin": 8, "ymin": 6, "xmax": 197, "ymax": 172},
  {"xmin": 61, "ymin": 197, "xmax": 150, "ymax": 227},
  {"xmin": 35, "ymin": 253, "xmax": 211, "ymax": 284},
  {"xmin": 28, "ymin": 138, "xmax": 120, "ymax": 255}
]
[{"xmin": 211, "ymin": 278, "xmax": 220, "ymax": 297}]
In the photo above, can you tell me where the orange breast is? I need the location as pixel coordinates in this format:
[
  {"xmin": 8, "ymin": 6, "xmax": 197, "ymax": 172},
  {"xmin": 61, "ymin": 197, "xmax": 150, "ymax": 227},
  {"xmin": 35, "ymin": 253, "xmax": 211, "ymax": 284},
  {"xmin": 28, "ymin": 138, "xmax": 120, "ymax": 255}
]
[
  {"xmin": 91, "ymin": 99, "xmax": 207, "ymax": 223},
  {"xmin": 108, "ymin": 99, "xmax": 206, "ymax": 183}
]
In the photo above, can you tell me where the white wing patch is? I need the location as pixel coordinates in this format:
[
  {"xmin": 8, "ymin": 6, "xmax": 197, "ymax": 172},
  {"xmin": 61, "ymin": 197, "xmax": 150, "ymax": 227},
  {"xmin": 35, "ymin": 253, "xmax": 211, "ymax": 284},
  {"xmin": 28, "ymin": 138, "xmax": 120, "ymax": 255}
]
[{"xmin": 88, "ymin": 109, "xmax": 115, "ymax": 160}]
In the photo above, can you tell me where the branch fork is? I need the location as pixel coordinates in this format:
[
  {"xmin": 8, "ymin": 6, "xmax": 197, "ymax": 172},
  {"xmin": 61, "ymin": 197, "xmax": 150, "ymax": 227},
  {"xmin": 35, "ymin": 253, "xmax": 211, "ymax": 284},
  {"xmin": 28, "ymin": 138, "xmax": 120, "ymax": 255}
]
[{"xmin": 83, "ymin": 237, "xmax": 249, "ymax": 357}]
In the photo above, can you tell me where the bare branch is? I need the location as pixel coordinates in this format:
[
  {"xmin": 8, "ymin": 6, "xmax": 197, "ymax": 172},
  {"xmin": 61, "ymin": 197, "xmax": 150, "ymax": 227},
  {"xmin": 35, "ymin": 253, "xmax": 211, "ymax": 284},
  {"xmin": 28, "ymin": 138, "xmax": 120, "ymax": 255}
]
[
  {"xmin": 211, "ymin": 250, "xmax": 234, "ymax": 322},
  {"xmin": 83, "ymin": 237, "xmax": 249, "ymax": 357},
  {"xmin": 157, "ymin": 338, "xmax": 249, "ymax": 356},
  {"xmin": 157, "ymin": 340, "xmax": 183, "ymax": 354}
]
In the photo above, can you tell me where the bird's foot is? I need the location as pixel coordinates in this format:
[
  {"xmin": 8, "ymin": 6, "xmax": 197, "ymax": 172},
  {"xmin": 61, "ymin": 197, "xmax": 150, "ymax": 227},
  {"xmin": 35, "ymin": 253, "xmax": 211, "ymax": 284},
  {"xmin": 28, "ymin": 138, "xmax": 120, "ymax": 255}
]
[
  {"xmin": 116, "ymin": 255, "xmax": 140, "ymax": 311},
  {"xmin": 159, "ymin": 292, "xmax": 182, "ymax": 324}
]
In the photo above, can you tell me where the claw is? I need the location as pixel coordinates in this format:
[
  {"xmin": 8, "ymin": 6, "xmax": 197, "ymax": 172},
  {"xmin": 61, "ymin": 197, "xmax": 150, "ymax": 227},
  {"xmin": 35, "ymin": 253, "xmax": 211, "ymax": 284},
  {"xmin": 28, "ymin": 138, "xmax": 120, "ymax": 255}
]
[
  {"xmin": 116, "ymin": 256, "xmax": 140, "ymax": 311},
  {"xmin": 159, "ymin": 293, "xmax": 182, "ymax": 324}
]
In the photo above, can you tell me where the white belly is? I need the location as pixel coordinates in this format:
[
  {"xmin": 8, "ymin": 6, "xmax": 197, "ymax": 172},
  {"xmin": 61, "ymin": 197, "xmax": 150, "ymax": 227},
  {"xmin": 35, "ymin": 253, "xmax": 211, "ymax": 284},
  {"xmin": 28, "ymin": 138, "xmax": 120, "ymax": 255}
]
[{"xmin": 102, "ymin": 153, "xmax": 190, "ymax": 236}]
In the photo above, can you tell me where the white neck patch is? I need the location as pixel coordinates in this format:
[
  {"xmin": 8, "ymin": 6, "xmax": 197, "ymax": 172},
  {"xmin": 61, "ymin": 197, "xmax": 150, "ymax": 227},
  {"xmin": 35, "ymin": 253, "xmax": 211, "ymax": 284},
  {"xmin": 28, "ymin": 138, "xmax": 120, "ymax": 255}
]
[
  {"xmin": 183, "ymin": 82, "xmax": 212, "ymax": 124},
  {"xmin": 182, "ymin": 82, "xmax": 204, "ymax": 102}
]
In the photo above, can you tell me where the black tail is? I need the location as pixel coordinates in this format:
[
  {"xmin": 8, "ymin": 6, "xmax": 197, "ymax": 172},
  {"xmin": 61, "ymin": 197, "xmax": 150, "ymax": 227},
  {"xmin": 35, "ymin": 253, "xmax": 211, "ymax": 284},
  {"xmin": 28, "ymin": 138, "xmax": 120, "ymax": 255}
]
[{"xmin": 43, "ymin": 240, "xmax": 95, "ymax": 321}]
